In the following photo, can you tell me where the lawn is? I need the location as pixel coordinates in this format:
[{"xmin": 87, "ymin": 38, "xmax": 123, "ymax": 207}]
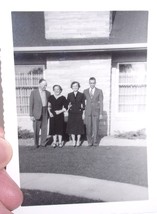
[{"xmin": 19, "ymin": 146, "xmax": 148, "ymax": 187}]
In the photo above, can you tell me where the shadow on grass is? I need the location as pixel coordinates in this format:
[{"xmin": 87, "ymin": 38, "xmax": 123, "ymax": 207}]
[
  {"xmin": 22, "ymin": 189, "xmax": 103, "ymax": 206},
  {"xmin": 19, "ymin": 146, "xmax": 148, "ymax": 187}
]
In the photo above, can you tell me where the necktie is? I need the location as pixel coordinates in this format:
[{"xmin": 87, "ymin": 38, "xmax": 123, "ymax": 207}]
[{"xmin": 90, "ymin": 89, "xmax": 93, "ymax": 99}]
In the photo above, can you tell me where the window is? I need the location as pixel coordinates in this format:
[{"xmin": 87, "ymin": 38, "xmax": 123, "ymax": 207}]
[
  {"xmin": 118, "ymin": 62, "xmax": 147, "ymax": 112},
  {"xmin": 15, "ymin": 65, "xmax": 44, "ymax": 115}
]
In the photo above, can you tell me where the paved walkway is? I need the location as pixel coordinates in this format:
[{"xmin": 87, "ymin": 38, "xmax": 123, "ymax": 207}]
[{"xmin": 20, "ymin": 173, "xmax": 148, "ymax": 202}]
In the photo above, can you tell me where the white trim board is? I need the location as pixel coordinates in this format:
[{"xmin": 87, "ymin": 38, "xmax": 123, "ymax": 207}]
[{"xmin": 14, "ymin": 43, "xmax": 147, "ymax": 53}]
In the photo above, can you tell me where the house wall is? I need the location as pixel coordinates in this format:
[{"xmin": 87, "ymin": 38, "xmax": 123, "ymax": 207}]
[
  {"xmin": 16, "ymin": 50, "xmax": 147, "ymax": 135},
  {"xmin": 44, "ymin": 11, "xmax": 111, "ymax": 39},
  {"xmin": 16, "ymin": 52, "xmax": 111, "ymax": 136}
]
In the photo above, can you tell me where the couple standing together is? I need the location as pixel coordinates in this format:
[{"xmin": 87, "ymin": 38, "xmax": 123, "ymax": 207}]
[{"xmin": 29, "ymin": 77, "xmax": 103, "ymax": 148}]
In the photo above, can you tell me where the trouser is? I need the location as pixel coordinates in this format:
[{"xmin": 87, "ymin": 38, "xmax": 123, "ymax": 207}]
[
  {"xmin": 33, "ymin": 107, "xmax": 48, "ymax": 146},
  {"xmin": 85, "ymin": 114, "xmax": 99, "ymax": 145}
]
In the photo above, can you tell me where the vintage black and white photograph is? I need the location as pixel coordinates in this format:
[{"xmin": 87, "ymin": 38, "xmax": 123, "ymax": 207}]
[{"xmin": 11, "ymin": 11, "xmax": 149, "ymax": 207}]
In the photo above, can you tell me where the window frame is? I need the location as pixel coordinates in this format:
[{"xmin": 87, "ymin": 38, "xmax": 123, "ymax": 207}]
[
  {"xmin": 15, "ymin": 64, "xmax": 45, "ymax": 116},
  {"xmin": 117, "ymin": 61, "xmax": 147, "ymax": 114}
]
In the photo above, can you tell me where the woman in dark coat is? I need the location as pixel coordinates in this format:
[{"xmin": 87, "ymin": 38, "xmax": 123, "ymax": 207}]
[
  {"xmin": 48, "ymin": 85, "xmax": 67, "ymax": 147},
  {"xmin": 66, "ymin": 81, "xmax": 85, "ymax": 147}
]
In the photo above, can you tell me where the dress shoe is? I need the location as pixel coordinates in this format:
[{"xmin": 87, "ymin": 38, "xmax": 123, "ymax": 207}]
[
  {"xmin": 77, "ymin": 141, "xmax": 82, "ymax": 147},
  {"xmin": 72, "ymin": 141, "xmax": 76, "ymax": 147},
  {"xmin": 58, "ymin": 142, "xmax": 62, "ymax": 148},
  {"xmin": 52, "ymin": 143, "xmax": 57, "ymax": 148}
]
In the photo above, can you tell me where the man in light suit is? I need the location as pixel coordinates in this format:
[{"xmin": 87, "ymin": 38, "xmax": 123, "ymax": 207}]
[
  {"xmin": 29, "ymin": 78, "xmax": 51, "ymax": 148},
  {"xmin": 83, "ymin": 77, "xmax": 103, "ymax": 146}
]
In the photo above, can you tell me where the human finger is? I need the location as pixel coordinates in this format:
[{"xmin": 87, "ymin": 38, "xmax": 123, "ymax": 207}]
[
  {"xmin": 0, "ymin": 169, "xmax": 23, "ymax": 211},
  {"xmin": 0, "ymin": 201, "xmax": 13, "ymax": 214},
  {"xmin": 0, "ymin": 137, "xmax": 12, "ymax": 169}
]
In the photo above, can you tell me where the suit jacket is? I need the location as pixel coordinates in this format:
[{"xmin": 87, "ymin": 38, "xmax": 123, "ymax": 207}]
[
  {"xmin": 67, "ymin": 92, "xmax": 85, "ymax": 114},
  {"xmin": 29, "ymin": 88, "xmax": 51, "ymax": 120},
  {"xmin": 83, "ymin": 88, "xmax": 103, "ymax": 116}
]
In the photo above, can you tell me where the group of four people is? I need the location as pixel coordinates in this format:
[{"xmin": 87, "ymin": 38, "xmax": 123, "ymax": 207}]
[{"xmin": 29, "ymin": 77, "xmax": 103, "ymax": 148}]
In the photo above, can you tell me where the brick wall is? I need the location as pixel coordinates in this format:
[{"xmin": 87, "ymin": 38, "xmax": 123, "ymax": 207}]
[
  {"xmin": 45, "ymin": 56, "xmax": 111, "ymax": 136},
  {"xmin": 44, "ymin": 11, "xmax": 111, "ymax": 39}
]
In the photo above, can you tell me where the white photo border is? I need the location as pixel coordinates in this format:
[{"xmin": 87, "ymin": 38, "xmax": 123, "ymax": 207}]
[{"xmin": 0, "ymin": 1, "xmax": 157, "ymax": 213}]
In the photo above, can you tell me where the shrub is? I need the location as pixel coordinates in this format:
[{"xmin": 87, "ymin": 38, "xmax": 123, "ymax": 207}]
[
  {"xmin": 18, "ymin": 127, "xmax": 34, "ymax": 139},
  {"xmin": 114, "ymin": 129, "xmax": 146, "ymax": 139}
]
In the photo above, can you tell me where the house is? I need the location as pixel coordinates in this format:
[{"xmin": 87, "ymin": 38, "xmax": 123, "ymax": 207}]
[{"xmin": 12, "ymin": 11, "xmax": 148, "ymax": 136}]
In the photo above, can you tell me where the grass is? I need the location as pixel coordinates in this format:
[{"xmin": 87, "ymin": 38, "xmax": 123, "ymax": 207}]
[
  {"xmin": 19, "ymin": 146, "xmax": 148, "ymax": 187},
  {"xmin": 22, "ymin": 189, "xmax": 103, "ymax": 206}
]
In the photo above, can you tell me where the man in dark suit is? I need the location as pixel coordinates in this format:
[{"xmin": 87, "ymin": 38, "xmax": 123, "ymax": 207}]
[
  {"xmin": 83, "ymin": 77, "xmax": 103, "ymax": 146},
  {"xmin": 29, "ymin": 78, "xmax": 51, "ymax": 148}
]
